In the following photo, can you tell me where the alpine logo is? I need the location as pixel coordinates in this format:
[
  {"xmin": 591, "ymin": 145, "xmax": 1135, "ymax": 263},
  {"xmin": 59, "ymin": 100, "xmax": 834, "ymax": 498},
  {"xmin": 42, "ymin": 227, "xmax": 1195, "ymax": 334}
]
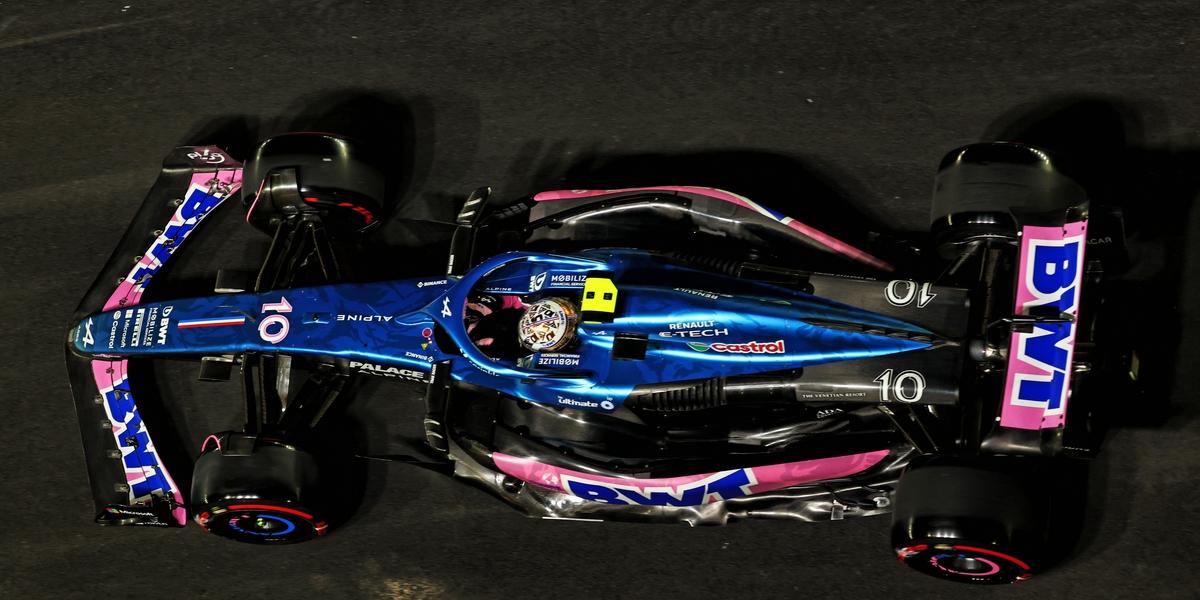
[
  {"xmin": 82, "ymin": 319, "xmax": 95, "ymax": 346},
  {"xmin": 336, "ymin": 314, "xmax": 394, "ymax": 322},
  {"xmin": 1001, "ymin": 221, "xmax": 1087, "ymax": 430},
  {"xmin": 687, "ymin": 339, "xmax": 785, "ymax": 354}
]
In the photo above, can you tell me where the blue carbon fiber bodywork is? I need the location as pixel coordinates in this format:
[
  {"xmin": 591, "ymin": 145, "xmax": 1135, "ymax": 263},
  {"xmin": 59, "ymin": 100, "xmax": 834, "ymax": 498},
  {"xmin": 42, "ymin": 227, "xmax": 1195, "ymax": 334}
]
[{"xmin": 73, "ymin": 250, "xmax": 933, "ymax": 412}]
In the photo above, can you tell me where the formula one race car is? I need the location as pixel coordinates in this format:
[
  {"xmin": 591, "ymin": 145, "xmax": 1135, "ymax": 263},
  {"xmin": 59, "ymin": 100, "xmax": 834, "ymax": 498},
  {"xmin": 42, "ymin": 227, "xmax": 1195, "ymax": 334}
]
[{"xmin": 66, "ymin": 134, "xmax": 1142, "ymax": 584}]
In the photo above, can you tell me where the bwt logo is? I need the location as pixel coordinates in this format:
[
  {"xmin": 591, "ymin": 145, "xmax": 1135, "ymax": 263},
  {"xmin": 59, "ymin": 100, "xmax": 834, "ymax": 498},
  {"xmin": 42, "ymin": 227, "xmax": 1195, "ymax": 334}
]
[
  {"xmin": 127, "ymin": 188, "xmax": 225, "ymax": 291},
  {"xmin": 103, "ymin": 381, "xmax": 174, "ymax": 502},
  {"xmin": 563, "ymin": 469, "xmax": 755, "ymax": 506},
  {"xmin": 1009, "ymin": 232, "xmax": 1085, "ymax": 415}
]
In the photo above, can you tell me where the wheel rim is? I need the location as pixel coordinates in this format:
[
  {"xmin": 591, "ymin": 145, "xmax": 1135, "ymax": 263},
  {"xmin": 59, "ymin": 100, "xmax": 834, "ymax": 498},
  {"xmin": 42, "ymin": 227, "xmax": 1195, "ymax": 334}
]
[
  {"xmin": 931, "ymin": 553, "xmax": 1002, "ymax": 577},
  {"xmin": 198, "ymin": 503, "xmax": 327, "ymax": 544},
  {"xmin": 228, "ymin": 513, "xmax": 298, "ymax": 538},
  {"xmin": 897, "ymin": 543, "xmax": 1032, "ymax": 583}
]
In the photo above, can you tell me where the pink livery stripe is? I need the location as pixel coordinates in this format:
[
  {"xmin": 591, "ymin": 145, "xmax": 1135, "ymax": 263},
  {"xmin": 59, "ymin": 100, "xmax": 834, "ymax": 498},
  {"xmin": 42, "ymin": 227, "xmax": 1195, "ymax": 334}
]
[
  {"xmin": 91, "ymin": 359, "xmax": 187, "ymax": 525},
  {"xmin": 177, "ymin": 316, "xmax": 247, "ymax": 329},
  {"xmin": 104, "ymin": 169, "xmax": 243, "ymax": 311},
  {"xmin": 494, "ymin": 449, "xmax": 889, "ymax": 506}
]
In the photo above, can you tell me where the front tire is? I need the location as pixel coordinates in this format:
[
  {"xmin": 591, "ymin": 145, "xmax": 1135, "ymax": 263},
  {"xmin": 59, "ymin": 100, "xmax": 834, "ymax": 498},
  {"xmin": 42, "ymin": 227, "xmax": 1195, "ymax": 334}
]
[
  {"xmin": 191, "ymin": 433, "xmax": 329, "ymax": 544},
  {"xmin": 243, "ymin": 133, "xmax": 388, "ymax": 237}
]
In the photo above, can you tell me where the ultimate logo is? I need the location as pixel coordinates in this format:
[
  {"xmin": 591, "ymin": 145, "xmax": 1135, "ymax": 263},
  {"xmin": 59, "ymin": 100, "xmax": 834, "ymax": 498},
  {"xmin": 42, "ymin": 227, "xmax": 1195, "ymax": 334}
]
[{"xmin": 687, "ymin": 340, "xmax": 786, "ymax": 354}]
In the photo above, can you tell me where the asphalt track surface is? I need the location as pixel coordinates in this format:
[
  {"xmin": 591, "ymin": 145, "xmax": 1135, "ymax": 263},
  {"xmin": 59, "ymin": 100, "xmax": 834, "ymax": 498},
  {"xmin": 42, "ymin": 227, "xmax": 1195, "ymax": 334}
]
[{"xmin": 4, "ymin": 2, "xmax": 1200, "ymax": 598}]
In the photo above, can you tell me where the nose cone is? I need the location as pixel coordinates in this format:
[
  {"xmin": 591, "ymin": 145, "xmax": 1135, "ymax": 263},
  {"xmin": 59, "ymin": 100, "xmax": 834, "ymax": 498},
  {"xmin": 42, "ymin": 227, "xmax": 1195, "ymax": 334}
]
[
  {"xmin": 69, "ymin": 316, "xmax": 101, "ymax": 355},
  {"xmin": 67, "ymin": 321, "xmax": 88, "ymax": 357}
]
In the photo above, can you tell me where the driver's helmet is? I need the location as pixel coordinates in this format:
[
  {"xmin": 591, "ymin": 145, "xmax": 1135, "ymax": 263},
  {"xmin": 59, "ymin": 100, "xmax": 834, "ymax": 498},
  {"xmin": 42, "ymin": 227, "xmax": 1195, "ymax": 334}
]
[{"xmin": 516, "ymin": 297, "xmax": 579, "ymax": 352}]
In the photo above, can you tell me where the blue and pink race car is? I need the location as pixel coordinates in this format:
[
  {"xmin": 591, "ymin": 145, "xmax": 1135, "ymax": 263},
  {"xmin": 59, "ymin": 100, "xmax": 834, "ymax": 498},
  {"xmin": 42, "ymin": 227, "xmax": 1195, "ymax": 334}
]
[{"xmin": 66, "ymin": 134, "xmax": 1142, "ymax": 583}]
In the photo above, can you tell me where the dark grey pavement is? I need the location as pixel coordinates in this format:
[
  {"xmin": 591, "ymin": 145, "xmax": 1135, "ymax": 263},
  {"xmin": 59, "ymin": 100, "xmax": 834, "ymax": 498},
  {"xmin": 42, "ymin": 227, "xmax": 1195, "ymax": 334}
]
[{"xmin": 3, "ymin": 2, "xmax": 1199, "ymax": 598}]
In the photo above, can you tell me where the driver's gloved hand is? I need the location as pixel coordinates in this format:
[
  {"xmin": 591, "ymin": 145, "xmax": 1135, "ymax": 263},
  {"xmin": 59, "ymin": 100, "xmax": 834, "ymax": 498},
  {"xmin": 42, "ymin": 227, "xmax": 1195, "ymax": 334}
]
[{"xmin": 465, "ymin": 294, "xmax": 525, "ymax": 356}]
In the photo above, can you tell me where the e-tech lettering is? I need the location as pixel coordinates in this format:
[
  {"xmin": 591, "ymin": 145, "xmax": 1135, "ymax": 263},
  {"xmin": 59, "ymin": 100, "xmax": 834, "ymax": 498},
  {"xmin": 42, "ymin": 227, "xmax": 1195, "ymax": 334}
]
[
  {"xmin": 563, "ymin": 469, "xmax": 756, "ymax": 506},
  {"xmin": 659, "ymin": 328, "xmax": 728, "ymax": 338}
]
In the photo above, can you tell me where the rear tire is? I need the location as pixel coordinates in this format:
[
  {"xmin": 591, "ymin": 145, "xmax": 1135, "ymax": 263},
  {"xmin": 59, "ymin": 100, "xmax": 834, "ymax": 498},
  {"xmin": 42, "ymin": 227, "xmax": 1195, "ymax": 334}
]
[
  {"xmin": 891, "ymin": 458, "xmax": 1049, "ymax": 583},
  {"xmin": 191, "ymin": 433, "xmax": 329, "ymax": 544},
  {"xmin": 930, "ymin": 142, "xmax": 1086, "ymax": 257},
  {"xmin": 243, "ymin": 133, "xmax": 388, "ymax": 237}
]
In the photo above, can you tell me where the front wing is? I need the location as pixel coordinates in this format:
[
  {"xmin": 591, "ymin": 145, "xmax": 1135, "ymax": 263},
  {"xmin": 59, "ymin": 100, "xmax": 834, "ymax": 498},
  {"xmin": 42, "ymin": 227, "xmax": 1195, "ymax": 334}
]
[{"xmin": 65, "ymin": 146, "xmax": 242, "ymax": 526}]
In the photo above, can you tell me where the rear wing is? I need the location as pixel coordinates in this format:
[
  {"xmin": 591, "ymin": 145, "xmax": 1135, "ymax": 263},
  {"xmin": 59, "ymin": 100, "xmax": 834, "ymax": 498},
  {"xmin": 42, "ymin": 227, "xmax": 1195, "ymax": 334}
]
[
  {"xmin": 983, "ymin": 204, "xmax": 1089, "ymax": 456},
  {"xmin": 65, "ymin": 147, "xmax": 243, "ymax": 526}
]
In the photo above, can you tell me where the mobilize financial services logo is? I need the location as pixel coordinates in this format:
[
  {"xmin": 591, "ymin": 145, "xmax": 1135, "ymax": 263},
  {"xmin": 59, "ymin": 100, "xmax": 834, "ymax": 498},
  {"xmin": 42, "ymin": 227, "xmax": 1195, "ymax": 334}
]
[{"xmin": 687, "ymin": 339, "xmax": 785, "ymax": 354}]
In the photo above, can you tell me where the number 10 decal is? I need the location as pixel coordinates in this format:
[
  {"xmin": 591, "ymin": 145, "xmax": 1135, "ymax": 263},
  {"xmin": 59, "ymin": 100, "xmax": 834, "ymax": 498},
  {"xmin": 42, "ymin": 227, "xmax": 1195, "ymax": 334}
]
[
  {"xmin": 874, "ymin": 369, "xmax": 926, "ymax": 403},
  {"xmin": 885, "ymin": 280, "xmax": 936, "ymax": 308},
  {"xmin": 259, "ymin": 297, "xmax": 292, "ymax": 344}
]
